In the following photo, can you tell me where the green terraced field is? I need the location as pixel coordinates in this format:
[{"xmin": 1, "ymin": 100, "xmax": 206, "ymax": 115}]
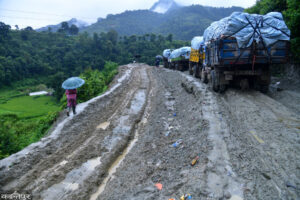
[{"xmin": 0, "ymin": 94, "xmax": 60, "ymax": 119}]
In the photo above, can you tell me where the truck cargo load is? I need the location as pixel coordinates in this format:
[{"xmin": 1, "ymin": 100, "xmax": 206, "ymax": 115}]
[
  {"xmin": 169, "ymin": 47, "xmax": 191, "ymax": 71},
  {"xmin": 189, "ymin": 36, "xmax": 205, "ymax": 77},
  {"xmin": 203, "ymin": 12, "xmax": 290, "ymax": 48},
  {"xmin": 163, "ymin": 49, "xmax": 172, "ymax": 68},
  {"xmin": 201, "ymin": 12, "xmax": 290, "ymax": 93}
]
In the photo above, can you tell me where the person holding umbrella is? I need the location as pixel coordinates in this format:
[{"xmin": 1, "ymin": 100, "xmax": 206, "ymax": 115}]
[
  {"xmin": 62, "ymin": 77, "xmax": 85, "ymax": 116},
  {"xmin": 155, "ymin": 55, "xmax": 163, "ymax": 67}
]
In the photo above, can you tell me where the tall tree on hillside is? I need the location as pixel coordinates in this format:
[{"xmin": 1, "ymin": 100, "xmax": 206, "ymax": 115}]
[
  {"xmin": 69, "ymin": 24, "xmax": 79, "ymax": 35},
  {"xmin": 0, "ymin": 22, "xmax": 10, "ymax": 41},
  {"xmin": 58, "ymin": 22, "xmax": 69, "ymax": 34}
]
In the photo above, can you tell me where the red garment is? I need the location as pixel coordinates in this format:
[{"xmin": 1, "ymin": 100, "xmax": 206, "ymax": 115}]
[{"xmin": 66, "ymin": 89, "xmax": 77, "ymax": 107}]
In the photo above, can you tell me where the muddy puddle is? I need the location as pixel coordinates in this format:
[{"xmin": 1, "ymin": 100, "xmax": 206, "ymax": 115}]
[{"xmin": 41, "ymin": 157, "xmax": 101, "ymax": 200}]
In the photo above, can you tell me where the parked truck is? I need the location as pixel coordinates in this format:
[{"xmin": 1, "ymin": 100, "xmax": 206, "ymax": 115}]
[
  {"xmin": 189, "ymin": 36, "xmax": 205, "ymax": 80},
  {"xmin": 163, "ymin": 49, "xmax": 172, "ymax": 68},
  {"xmin": 169, "ymin": 47, "xmax": 191, "ymax": 71},
  {"xmin": 202, "ymin": 12, "xmax": 290, "ymax": 93}
]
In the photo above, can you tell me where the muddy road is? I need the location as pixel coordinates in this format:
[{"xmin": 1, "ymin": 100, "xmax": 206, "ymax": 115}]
[{"xmin": 0, "ymin": 64, "xmax": 299, "ymax": 200}]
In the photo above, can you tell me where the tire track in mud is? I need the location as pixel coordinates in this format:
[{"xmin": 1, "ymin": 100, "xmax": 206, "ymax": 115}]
[
  {"xmin": 218, "ymin": 90, "xmax": 300, "ymax": 199},
  {"xmin": 0, "ymin": 64, "xmax": 153, "ymax": 200},
  {"xmin": 90, "ymin": 67, "xmax": 154, "ymax": 200},
  {"xmin": 98, "ymin": 68, "xmax": 242, "ymax": 200},
  {"xmin": 179, "ymin": 72, "xmax": 245, "ymax": 199}
]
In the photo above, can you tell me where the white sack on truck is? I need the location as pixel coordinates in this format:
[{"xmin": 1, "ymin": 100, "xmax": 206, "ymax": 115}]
[
  {"xmin": 203, "ymin": 12, "xmax": 290, "ymax": 48},
  {"xmin": 163, "ymin": 49, "xmax": 172, "ymax": 58},
  {"xmin": 169, "ymin": 47, "xmax": 191, "ymax": 59},
  {"xmin": 191, "ymin": 36, "xmax": 204, "ymax": 50}
]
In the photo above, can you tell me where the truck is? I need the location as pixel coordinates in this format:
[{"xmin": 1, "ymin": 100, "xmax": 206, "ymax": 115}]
[
  {"xmin": 163, "ymin": 49, "xmax": 172, "ymax": 68},
  {"xmin": 201, "ymin": 12, "xmax": 290, "ymax": 93},
  {"xmin": 169, "ymin": 47, "xmax": 191, "ymax": 71},
  {"xmin": 189, "ymin": 36, "xmax": 205, "ymax": 80},
  {"xmin": 202, "ymin": 38, "xmax": 289, "ymax": 92}
]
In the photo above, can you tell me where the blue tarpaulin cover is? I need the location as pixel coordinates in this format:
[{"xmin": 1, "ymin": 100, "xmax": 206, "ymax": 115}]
[
  {"xmin": 163, "ymin": 49, "xmax": 172, "ymax": 58},
  {"xmin": 203, "ymin": 12, "xmax": 290, "ymax": 48},
  {"xmin": 169, "ymin": 47, "xmax": 191, "ymax": 59},
  {"xmin": 191, "ymin": 36, "xmax": 204, "ymax": 50}
]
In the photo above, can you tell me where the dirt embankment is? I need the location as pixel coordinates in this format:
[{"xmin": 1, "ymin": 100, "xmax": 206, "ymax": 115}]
[{"xmin": 0, "ymin": 64, "xmax": 299, "ymax": 200}]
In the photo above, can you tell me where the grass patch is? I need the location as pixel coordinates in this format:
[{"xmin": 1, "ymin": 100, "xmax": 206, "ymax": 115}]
[
  {"xmin": 0, "ymin": 87, "xmax": 60, "ymax": 159},
  {"xmin": 0, "ymin": 95, "xmax": 60, "ymax": 119}
]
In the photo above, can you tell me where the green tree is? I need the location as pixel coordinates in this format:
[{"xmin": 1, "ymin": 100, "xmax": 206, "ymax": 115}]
[{"xmin": 69, "ymin": 24, "xmax": 79, "ymax": 35}]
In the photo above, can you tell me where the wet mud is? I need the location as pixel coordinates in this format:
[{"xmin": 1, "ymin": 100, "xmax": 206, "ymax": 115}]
[{"xmin": 0, "ymin": 64, "xmax": 299, "ymax": 200}]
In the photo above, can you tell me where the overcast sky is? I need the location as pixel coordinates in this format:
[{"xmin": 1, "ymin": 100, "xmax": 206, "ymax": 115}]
[{"xmin": 0, "ymin": 0, "xmax": 256, "ymax": 29}]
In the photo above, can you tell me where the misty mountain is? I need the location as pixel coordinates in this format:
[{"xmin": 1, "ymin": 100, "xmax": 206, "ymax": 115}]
[
  {"xmin": 81, "ymin": 5, "xmax": 243, "ymax": 40},
  {"xmin": 150, "ymin": 0, "xmax": 181, "ymax": 13},
  {"xmin": 36, "ymin": 18, "xmax": 88, "ymax": 32}
]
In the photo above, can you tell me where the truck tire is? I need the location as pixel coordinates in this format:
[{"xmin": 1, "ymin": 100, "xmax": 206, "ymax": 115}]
[
  {"xmin": 175, "ymin": 63, "xmax": 179, "ymax": 71},
  {"xmin": 201, "ymin": 69, "xmax": 208, "ymax": 84},
  {"xmin": 219, "ymin": 84, "xmax": 227, "ymax": 93},
  {"xmin": 193, "ymin": 65, "xmax": 200, "ymax": 78},
  {"xmin": 178, "ymin": 64, "xmax": 183, "ymax": 71},
  {"xmin": 211, "ymin": 70, "xmax": 219, "ymax": 92},
  {"xmin": 260, "ymin": 85, "xmax": 269, "ymax": 93},
  {"xmin": 189, "ymin": 62, "xmax": 193, "ymax": 75}
]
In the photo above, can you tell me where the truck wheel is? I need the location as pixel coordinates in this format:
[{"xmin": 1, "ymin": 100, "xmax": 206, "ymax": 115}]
[
  {"xmin": 260, "ymin": 85, "xmax": 269, "ymax": 93},
  {"xmin": 193, "ymin": 65, "xmax": 200, "ymax": 78},
  {"xmin": 175, "ymin": 63, "xmax": 179, "ymax": 71},
  {"xmin": 178, "ymin": 64, "xmax": 183, "ymax": 71},
  {"xmin": 201, "ymin": 69, "xmax": 208, "ymax": 84},
  {"xmin": 189, "ymin": 63, "xmax": 193, "ymax": 75},
  {"xmin": 219, "ymin": 84, "xmax": 227, "ymax": 93},
  {"xmin": 240, "ymin": 79, "xmax": 249, "ymax": 90},
  {"xmin": 211, "ymin": 70, "xmax": 219, "ymax": 92}
]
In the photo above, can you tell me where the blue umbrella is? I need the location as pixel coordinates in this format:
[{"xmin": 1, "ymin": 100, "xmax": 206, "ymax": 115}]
[
  {"xmin": 156, "ymin": 55, "xmax": 163, "ymax": 60},
  {"xmin": 62, "ymin": 77, "xmax": 85, "ymax": 89}
]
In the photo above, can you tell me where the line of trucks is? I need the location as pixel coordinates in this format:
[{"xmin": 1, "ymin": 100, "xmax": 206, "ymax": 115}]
[{"xmin": 162, "ymin": 12, "xmax": 290, "ymax": 93}]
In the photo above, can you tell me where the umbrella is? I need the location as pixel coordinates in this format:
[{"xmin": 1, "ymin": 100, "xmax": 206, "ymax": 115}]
[
  {"xmin": 156, "ymin": 55, "xmax": 163, "ymax": 60},
  {"xmin": 62, "ymin": 77, "xmax": 85, "ymax": 89}
]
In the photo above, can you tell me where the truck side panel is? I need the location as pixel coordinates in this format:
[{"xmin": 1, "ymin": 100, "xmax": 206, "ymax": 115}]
[{"xmin": 207, "ymin": 39, "xmax": 289, "ymax": 66}]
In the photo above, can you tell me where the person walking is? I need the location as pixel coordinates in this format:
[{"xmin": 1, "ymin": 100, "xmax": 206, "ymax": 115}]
[
  {"xmin": 62, "ymin": 76, "xmax": 85, "ymax": 117},
  {"xmin": 155, "ymin": 57, "xmax": 160, "ymax": 67},
  {"xmin": 65, "ymin": 89, "xmax": 77, "ymax": 116}
]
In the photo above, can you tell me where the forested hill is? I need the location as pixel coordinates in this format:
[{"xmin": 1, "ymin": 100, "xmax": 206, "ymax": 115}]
[
  {"xmin": 0, "ymin": 23, "xmax": 188, "ymax": 98},
  {"xmin": 81, "ymin": 5, "xmax": 243, "ymax": 40}
]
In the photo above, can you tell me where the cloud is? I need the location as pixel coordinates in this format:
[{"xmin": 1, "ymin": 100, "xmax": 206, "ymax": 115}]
[{"xmin": 0, "ymin": 0, "xmax": 255, "ymax": 29}]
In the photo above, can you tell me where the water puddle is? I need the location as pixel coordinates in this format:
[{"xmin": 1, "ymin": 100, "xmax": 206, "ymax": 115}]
[
  {"xmin": 90, "ymin": 124, "xmax": 140, "ymax": 200},
  {"xmin": 97, "ymin": 121, "xmax": 110, "ymax": 130},
  {"xmin": 41, "ymin": 157, "xmax": 101, "ymax": 200},
  {"xmin": 129, "ymin": 90, "xmax": 146, "ymax": 114}
]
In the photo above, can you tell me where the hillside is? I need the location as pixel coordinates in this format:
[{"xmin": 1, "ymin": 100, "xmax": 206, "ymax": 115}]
[
  {"xmin": 81, "ymin": 10, "xmax": 164, "ymax": 36},
  {"xmin": 81, "ymin": 5, "xmax": 244, "ymax": 40},
  {"xmin": 36, "ymin": 18, "xmax": 88, "ymax": 32}
]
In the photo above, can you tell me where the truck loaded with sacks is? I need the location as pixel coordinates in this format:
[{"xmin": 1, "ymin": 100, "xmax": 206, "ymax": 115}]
[
  {"xmin": 200, "ymin": 11, "xmax": 290, "ymax": 93},
  {"xmin": 163, "ymin": 47, "xmax": 191, "ymax": 71},
  {"xmin": 189, "ymin": 36, "xmax": 206, "ymax": 80}
]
